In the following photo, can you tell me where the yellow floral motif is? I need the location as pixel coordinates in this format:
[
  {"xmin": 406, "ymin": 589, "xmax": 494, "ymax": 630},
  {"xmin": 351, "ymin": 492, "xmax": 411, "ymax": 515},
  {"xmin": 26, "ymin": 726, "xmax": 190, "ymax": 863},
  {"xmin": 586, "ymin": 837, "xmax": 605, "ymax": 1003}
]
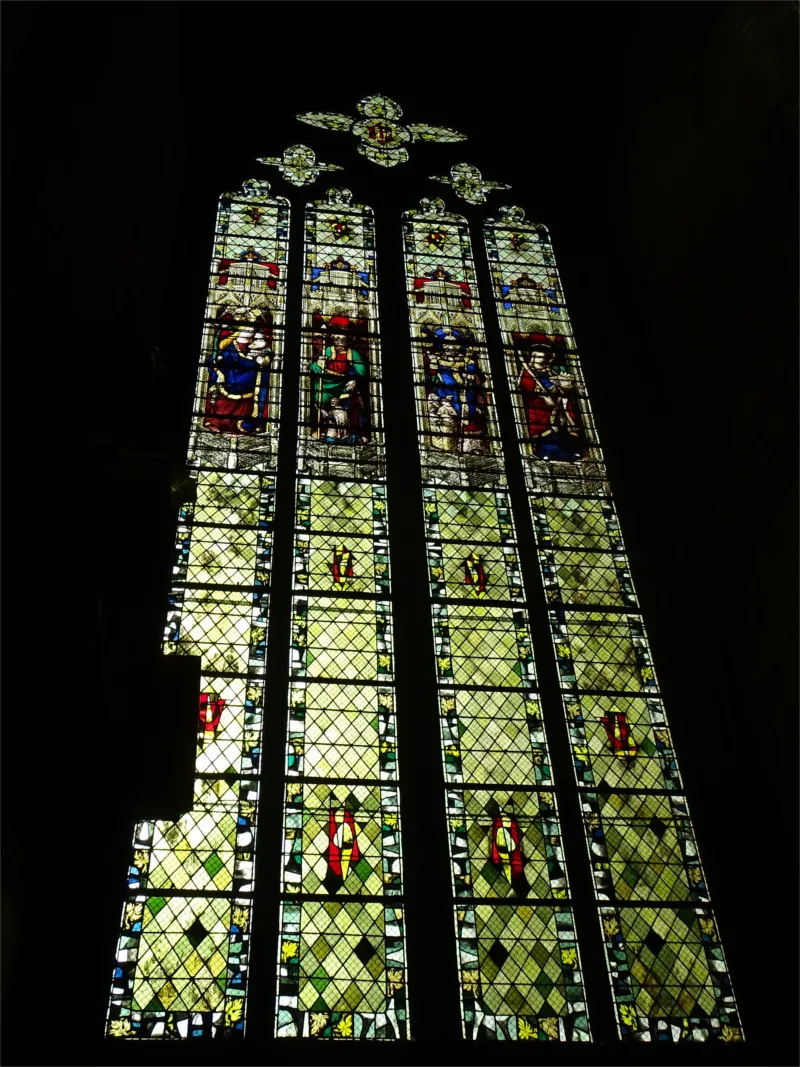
[
  {"xmin": 440, "ymin": 697, "xmax": 456, "ymax": 714},
  {"xmin": 540, "ymin": 1017, "xmax": 559, "ymax": 1040},
  {"xmin": 232, "ymin": 906, "xmax": 249, "ymax": 931},
  {"xmin": 602, "ymin": 915, "xmax": 620, "ymax": 938},
  {"xmin": 699, "ymin": 917, "xmax": 717, "ymax": 940},
  {"xmin": 384, "ymin": 813, "xmax": 398, "ymax": 828},
  {"xmin": 378, "ymin": 654, "xmax": 391, "ymax": 670},
  {"xmin": 437, "ymin": 656, "xmax": 451, "ymax": 674},
  {"xmin": 240, "ymin": 802, "xmax": 256, "ymax": 821},
  {"xmin": 250, "ymin": 627, "xmax": 266, "ymax": 647},
  {"xmin": 124, "ymin": 902, "xmax": 143, "ymax": 929},
  {"xmin": 334, "ymin": 1015, "xmax": 353, "ymax": 1037},
  {"xmin": 619, "ymin": 1004, "xmax": 638, "ymax": 1031},
  {"xmin": 461, "ymin": 971, "xmax": 481, "ymax": 993},
  {"xmin": 517, "ymin": 1018, "xmax": 535, "ymax": 1040},
  {"xmin": 561, "ymin": 948, "xmax": 577, "ymax": 967},
  {"xmin": 430, "ymin": 566, "xmax": 443, "ymax": 579},
  {"xmin": 721, "ymin": 1025, "xmax": 742, "ymax": 1042},
  {"xmin": 425, "ymin": 503, "xmax": 436, "ymax": 515},
  {"xmin": 387, "ymin": 969, "xmax": 404, "ymax": 993},
  {"xmin": 225, "ymin": 999, "xmax": 243, "ymax": 1027},
  {"xmin": 689, "ymin": 867, "xmax": 703, "ymax": 884},
  {"xmin": 281, "ymin": 941, "xmax": 298, "ymax": 962},
  {"xmin": 133, "ymin": 851, "xmax": 149, "ymax": 869},
  {"xmin": 555, "ymin": 643, "xmax": 571, "ymax": 659},
  {"xmin": 640, "ymin": 666, "xmax": 654, "ymax": 683},
  {"xmin": 310, "ymin": 1012, "xmax": 328, "ymax": 1035},
  {"xmin": 108, "ymin": 1019, "xmax": 132, "ymax": 1038}
]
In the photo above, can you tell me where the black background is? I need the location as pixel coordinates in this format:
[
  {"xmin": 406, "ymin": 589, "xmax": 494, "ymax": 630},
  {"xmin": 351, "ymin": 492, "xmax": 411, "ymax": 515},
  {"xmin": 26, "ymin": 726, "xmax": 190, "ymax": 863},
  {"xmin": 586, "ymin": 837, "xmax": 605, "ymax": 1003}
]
[{"xmin": 2, "ymin": 3, "xmax": 798, "ymax": 1065}]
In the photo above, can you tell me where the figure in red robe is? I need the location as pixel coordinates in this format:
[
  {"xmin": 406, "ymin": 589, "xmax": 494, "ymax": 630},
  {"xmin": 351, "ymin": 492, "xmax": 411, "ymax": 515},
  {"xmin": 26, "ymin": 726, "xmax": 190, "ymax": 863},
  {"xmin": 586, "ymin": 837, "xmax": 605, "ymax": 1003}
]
[{"xmin": 515, "ymin": 333, "xmax": 584, "ymax": 461}]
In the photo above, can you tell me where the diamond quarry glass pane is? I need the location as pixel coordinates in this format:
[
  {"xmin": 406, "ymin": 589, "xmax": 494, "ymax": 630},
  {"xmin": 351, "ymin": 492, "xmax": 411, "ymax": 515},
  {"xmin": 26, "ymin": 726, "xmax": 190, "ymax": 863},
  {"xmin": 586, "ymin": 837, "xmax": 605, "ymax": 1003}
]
[
  {"xmin": 275, "ymin": 188, "xmax": 407, "ymax": 1040},
  {"xmin": 600, "ymin": 906, "xmax": 741, "ymax": 1042},
  {"xmin": 458, "ymin": 904, "xmax": 589, "ymax": 1041},
  {"xmin": 277, "ymin": 901, "xmax": 407, "ymax": 1039},
  {"xmin": 404, "ymin": 197, "xmax": 588, "ymax": 1042},
  {"xmin": 106, "ymin": 180, "xmax": 289, "ymax": 1041},
  {"xmin": 288, "ymin": 681, "xmax": 397, "ymax": 781},
  {"xmin": 484, "ymin": 207, "xmax": 741, "ymax": 1043}
]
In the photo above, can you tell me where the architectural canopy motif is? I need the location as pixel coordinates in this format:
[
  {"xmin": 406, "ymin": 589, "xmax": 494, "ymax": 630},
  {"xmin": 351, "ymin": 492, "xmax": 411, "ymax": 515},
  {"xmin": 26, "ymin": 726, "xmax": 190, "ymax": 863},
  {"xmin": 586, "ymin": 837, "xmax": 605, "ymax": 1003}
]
[
  {"xmin": 430, "ymin": 162, "xmax": 511, "ymax": 205},
  {"xmin": 257, "ymin": 145, "xmax": 343, "ymax": 187},
  {"xmin": 297, "ymin": 93, "xmax": 466, "ymax": 168}
]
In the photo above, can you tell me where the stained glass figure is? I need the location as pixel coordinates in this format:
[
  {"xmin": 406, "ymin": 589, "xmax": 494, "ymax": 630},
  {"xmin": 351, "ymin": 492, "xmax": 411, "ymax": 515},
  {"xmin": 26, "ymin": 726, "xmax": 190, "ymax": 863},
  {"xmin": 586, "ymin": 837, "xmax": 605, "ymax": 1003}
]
[
  {"xmin": 484, "ymin": 208, "xmax": 742, "ymax": 1042},
  {"xmin": 429, "ymin": 162, "xmax": 510, "ymax": 205},
  {"xmin": 106, "ymin": 179, "xmax": 290, "ymax": 1040},
  {"xmin": 276, "ymin": 188, "xmax": 407, "ymax": 1041},
  {"xmin": 403, "ymin": 197, "xmax": 589, "ymax": 1042},
  {"xmin": 297, "ymin": 94, "xmax": 466, "ymax": 167},
  {"xmin": 257, "ymin": 144, "xmax": 343, "ymax": 186}
]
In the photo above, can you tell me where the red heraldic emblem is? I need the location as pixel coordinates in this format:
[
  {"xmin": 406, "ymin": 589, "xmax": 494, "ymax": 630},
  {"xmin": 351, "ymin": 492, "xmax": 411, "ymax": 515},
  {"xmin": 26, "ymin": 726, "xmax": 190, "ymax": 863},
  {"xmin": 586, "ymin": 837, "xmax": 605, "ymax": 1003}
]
[
  {"xmin": 330, "ymin": 545, "xmax": 354, "ymax": 586},
  {"xmin": 600, "ymin": 711, "xmax": 638, "ymax": 761},
  {"xmin": 464, "ymin": 552, "xmax": 487, "ymax": 597},
  {"xmin": 489, "ymin": 812, "xmax": 530, "ymax": 897},
  {"xmin": 198, "ymin": 692, "xmax": 225, "ymax": 745},
  {"xmin": 324, "ymin": 808, "xmax": 361, "ymax": 894}
]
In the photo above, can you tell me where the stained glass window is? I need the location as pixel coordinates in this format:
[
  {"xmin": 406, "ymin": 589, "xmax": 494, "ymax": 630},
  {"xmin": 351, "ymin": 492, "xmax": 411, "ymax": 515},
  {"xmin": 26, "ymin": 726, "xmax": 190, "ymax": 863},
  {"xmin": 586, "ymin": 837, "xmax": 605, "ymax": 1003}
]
[
  {"xmin": 275, "ymin": 188, "xmax": 408, "ymax": 1041},
  {"xmin": 402, "ymin": 197, "xmax": 590, "ymax": 1042},
  {"xmin": 484, "ymin": 207, "xmax": 742, "ymax": 1043},
  {"xmin": 106, "ymin": 179, "xmax": 289, "ymax": 1040}
]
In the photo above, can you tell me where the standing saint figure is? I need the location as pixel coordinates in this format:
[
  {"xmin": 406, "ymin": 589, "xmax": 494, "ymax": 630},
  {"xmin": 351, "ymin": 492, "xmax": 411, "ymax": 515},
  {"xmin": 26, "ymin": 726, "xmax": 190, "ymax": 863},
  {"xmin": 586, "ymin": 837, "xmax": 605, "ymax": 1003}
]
[
  {"xmin": 422, "ymin": 326, "xmax": 488, "ymax": 454},
  {"xmin": 309, "ymin": 314, "xmax": 369, "ymax": 444},
  {"xmin": 515, "ymin": 333, "xmax": 584, "ymax": 460},
  {"xmin": 203, "ymin": 311, "xmax": 273, "ymax": 435}
]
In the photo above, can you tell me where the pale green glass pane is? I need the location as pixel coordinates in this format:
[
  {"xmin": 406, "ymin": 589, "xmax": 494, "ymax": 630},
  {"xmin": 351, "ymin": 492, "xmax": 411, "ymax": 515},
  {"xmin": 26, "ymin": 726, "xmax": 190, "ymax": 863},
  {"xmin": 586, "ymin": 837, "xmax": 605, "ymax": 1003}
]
[
  {"xmin": 165, "ymin": 589, "xmax": 260, "ymax": 675},
  {"xmin": 187, "ymin": 528, "xmax": 259, "ymax": 586},
  {"xmin": 108, "ymin": 894, "xmax": 250, "ymax": 1037},
  {"xmin": 540, "ymin": 497, "xmax": 617, "ymax": 551},
  {"xmin": 132, "ymin": 783, "xmax": 255, "ymax": 895},
  {"xmin": 296, "ymin": 532, "xmax": 389, "ymax": 595},
  {"xmin": 582, "ymin": 793, "xmax": 704, "ymax": 903},
  {"xmin": 432, "ymin": 541, "xmax": 519, "ymax": 602},
  {"xmin": 439, "ymin": 690, "xmax": 549, "ymax": 787},
  {"xmin": 457, "ymin": 904, "xmax": 588, "ymax": 1041},
  {"xmin": 276, "ymin": 901, "xmax": 407, "ymax": 1039},
  {"xmin": 601, "ymin": 906, "xmax": 741, "ymax": 1042},
  {"xmin": 550, "ymin": 548, "xmax": 627, "ymax": 607},
  {"xmin": 194, "ymin": 675, "xmax": 262, "ymax": 778},
  {"xmin": 565, "ymin": 694, "xmax": 681, "ymax": 791},
  {"xmin": 432, "ymin": 488, "xmax": 509, "ymax": 544},
  {"xmin": 193, "ymin": 471, "xmax": 263, "ymax": 526},
  {"xmin": 282, "ymin": 783, "xmax": 401, "ymax": 896},
  {"xmin": 291, "ymin": 597, "xmax": 390, "ymax": 682},
  {"xmin": 557, "ymin": 611, "xmax": 656, "ymax": 693},
  {"xmin": 305, "ymin": 479, "xmax": 376, "ymax": 536},
  {"xmin": 448, "ymin": 789, "xmax": 566, "ymax": 899},
  {"xmin": 446, "ymin": 604, "xmax": 532, "ymax": 687},
  {"xmin": 288, "ymin": 681, "xmax": 396, "ymax": 780}
]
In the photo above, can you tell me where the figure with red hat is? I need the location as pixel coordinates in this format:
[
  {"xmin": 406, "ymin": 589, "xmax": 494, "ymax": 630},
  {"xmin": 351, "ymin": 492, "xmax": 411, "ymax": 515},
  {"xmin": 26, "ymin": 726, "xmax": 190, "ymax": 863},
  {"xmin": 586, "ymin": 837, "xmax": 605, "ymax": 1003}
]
[{"xmin": 309, "ymin": 314, "xmax": 369, "ymax": 444}]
